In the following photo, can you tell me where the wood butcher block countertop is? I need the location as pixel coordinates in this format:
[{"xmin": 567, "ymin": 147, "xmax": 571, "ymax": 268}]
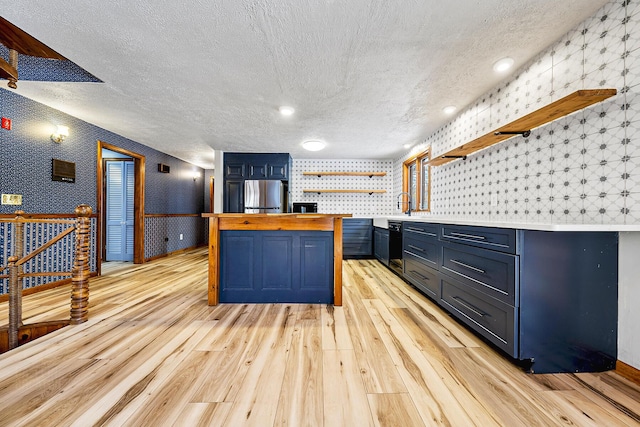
[{"xmin": 202, "ymin": 213, "xmax": 351, "ymax": 305}]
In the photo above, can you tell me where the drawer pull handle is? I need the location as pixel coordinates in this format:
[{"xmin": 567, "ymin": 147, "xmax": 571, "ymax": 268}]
[
  {"xmin": 408, "ymin": 244, "xmax": 425, "ymax": 253},
  {"xmin": 449, "ymin": 232, "xmax": 486, "ymax": 240},
  {"xmin": 453, "ymin": 297, "xmax": 487, "ymax": 317},
  {"xmin": 450, "ymin": 259, "xmax": 486, "ymax": 274},
  {"xmin": 407, "ymin": 227, "xmax": 437, "ymax": 237},
  {"xmin": 410, "ymin": 270, "xmax": 430, "ymax": 281}
]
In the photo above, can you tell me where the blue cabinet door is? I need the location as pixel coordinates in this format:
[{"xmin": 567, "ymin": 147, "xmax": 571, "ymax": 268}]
[
  {"xmin": 220, "ymin": 231, "xmax": 333, "ymax": 303},
  {"xmin": 262, "ymin": 235, "xmax": 294, "ymax": 290},
  {"xmin": 300, "ymin": 235, "xmax": 333, "ymax": 291},
  {"xmin": 224, "ymin": 180, "xmax": 244, "ymax": 213},
  {"xmin": 373, "ymin": 227, "xmax": 389, "ymax": 265},
  {"xmin": 343, "ymin": 219, "xmax": 373, "ymax": 258}
]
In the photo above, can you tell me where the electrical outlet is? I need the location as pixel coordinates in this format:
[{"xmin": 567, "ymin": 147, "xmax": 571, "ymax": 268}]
[
  {"xmin": 490, "ymin": 193, "xmax": 498, "ymax": 207},
  {"xmin": 179, "ymin": 233, "xmax": 183, "ymax": 240}
]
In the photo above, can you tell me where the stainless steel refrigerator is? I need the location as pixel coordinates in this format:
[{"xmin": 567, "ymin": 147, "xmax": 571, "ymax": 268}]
[{"xmin": 244, "ymin": 180, "xmax": 284, "ymax": 213}]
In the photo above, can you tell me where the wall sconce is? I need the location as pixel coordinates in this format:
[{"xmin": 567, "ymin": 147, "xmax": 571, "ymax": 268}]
[
  {"xmin": 51, "ymin": 125, "xmax": 69, "ymax": 143},
  {"xmin": 193, "ymin": 173, "xmax": 199, "ymax": 181}
]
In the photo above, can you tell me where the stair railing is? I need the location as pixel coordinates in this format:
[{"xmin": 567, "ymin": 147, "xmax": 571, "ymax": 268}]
[{"xmin": 0, "ymin": 204, "xmax": 92, "ymax": 350}]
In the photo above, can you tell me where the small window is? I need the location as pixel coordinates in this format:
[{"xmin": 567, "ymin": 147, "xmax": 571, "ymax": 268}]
[{"xmin": 402, "ymin": 148, "xmax": 431, "ymax": 213}]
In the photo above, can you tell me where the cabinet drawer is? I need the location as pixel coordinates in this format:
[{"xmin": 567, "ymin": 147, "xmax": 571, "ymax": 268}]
[
  {"xmin": 441, "ymin": 242, "xmax": 517, "ymax": 305},
  {"xmin": 441, "ymin": 276, "xmax": 517, "ymax": 357},
  {"xmin": 343, "ymin": 227, "xmax": 373, "ymax": 239},
  {"xmin": 404, "ymin": 254, "xmax": 439, "ymax": 299},
  {"xmin": 403, "ymin": 235, "xmax": 439, "ymax": 266},
  {"xmin": 343, "ymin": 242, "xmax": 371, "ymax": 256},
  {"xmin": 441, "ymin": 224, "xmax": 517, "ymax": 254},
  {"xmin": 403, "ymin": 222, "xmax": 438, "ymax": 238}
]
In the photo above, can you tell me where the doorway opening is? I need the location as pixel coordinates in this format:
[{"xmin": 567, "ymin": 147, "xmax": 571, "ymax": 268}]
[
  {"xmin": 97, "ymin": 140, "xmax": 146, "ymax": 274},
  {"xmin": 104, "ymin": 158, "xmax": 134, "ymax": 262}
]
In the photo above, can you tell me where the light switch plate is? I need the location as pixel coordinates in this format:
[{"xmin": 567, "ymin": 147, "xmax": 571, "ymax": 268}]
[
  {"xmin": 490, "ymin": 193, "xmax": 498, "ymax": 207},
  {"xmin": 1, "ymin": 194, "xmax": 23, "ymax": 205}
]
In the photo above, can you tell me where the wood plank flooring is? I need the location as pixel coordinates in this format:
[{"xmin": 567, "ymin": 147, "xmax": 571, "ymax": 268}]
[{"xmin": 0, "ymin": 248, "xmax": 639, "ymax": 426}]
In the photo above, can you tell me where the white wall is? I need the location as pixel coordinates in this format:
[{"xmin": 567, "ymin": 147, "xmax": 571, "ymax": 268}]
[
  {"xmin": 213, "ymin": 150, "xmax": 224, "ymax": 213},
  {"xmin": 290, "ymin": 159, "xmax": 394, "ymax": 215},
  {"xmin": 396, "ymin": 0, "xmax": 638, "ymax": 225}
]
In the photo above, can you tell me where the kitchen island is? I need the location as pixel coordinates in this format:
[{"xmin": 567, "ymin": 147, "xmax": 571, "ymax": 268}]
[{"xmin": 202, "ymin": 213, "xmax": 348, "ymax": 305}]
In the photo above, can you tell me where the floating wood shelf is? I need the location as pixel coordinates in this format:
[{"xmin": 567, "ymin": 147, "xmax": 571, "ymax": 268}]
[
  {"xmin": 303, "ymin": 189, "xmax": 386, "ymax": 195},
  {"xmin": 428, "ymin": 89, "xmax": 617, "ymax": 166},
  {"xmin": 302, "ymin": 172, "xmax": 387, "ymax": 178}
]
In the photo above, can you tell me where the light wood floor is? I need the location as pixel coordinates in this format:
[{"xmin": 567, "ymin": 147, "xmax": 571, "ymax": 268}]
[{"xmin": 1, "ymin": 249, "xmax": 639, "ymax": 426}]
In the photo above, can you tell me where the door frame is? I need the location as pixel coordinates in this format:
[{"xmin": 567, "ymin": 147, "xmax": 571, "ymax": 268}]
[
  {"xmin": 97, "ymin": 140, "xmax": 146, "ymax": 271},
  {"xmin": 209, "ymin": 177, "xmax": 214, "ymax": 213}
]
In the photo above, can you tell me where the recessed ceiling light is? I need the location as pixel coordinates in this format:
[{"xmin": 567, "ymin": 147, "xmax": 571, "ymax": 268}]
[
  {"xmin": 279, "ymin": 106, "xmax": 295, "ymax": 116},
  {"xmin": 443, "ymin": 106, "xmax": 457, "ymax": 115},
  {"xmin": 302, "ymin": 140, "xmax": 326, "ymax": 151},
  {"xmin": 493, "ymin": 57, "xmax": 514, "ymax": 73},
  {"xmin": 403, "ymin": 143, "xmax": 413, "ymax": 149}
]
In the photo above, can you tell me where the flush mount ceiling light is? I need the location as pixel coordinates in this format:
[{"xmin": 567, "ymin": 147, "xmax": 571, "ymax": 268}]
[
  {"xmin": 302, "ymin": 140, "xmax": 326, "ymax": 151},
  {"xmin": 279, "ymin": 106, "xmax": 295, "ymax": 116},
  {"xmin": 493, "ymin": 57, "xmax": 514, "ymax": 73},
  {"xmin": 403, "ymin": 143, "xmax": 413, "ymax": 149},
  {"xmin": 443, "ymin": 106, "xmax": 457, "ymax": 115}
]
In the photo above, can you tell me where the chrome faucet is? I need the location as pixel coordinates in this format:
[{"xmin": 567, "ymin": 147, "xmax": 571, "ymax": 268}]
[{"xmin": 397, "ymin": 192, "xmax": 412, "ymax": 216}]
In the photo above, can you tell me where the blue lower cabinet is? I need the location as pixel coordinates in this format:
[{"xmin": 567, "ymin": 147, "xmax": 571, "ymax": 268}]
[
  {"xmin": 220, "ymin": 230, "xmax": 333, "ymax": 303},
  {"xmin": 373, "ymin": 227, "xmax": 389, "ymax": 265},
  {"xmin": 343, "ymin": 219, "xmax": 373, "ymax": 258}
]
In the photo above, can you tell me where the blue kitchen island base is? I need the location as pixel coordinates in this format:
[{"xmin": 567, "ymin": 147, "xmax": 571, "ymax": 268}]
[
  {"xmin": 202, "ymin": 213, "xmax": 346, "ymax": 306},
  {"xmin": 220, "ymin": 230, "xmax": 334, "ymax": 303}
]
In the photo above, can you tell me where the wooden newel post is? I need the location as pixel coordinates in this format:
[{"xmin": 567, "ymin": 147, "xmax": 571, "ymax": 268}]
[
  {"xmin": 7, "ymin": 255, "xmax": 20, "ymax": 350},
  {"xmin": 8, "ymin": 210, "xmax": 26, "ymax": 350},
  {"xmin": 70, "ymin": 204, "xmax": 92, "ymax": 324}
]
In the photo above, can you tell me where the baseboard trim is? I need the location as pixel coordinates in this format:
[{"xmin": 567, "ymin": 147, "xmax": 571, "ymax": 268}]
[
  {"xmin": 144, "ymin": 244, "xmax": 205, "ymax": 262},
  {"xmin": 0, "ymin": 272, "xmax": 98, "ymax": 302},
  {"xmin": 616, "ymin": 360, "xmax": 640, "ymax": 386}
]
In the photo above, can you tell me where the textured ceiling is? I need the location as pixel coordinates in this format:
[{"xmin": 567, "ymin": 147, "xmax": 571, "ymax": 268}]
[{"xmin": 1, "ymin": 0, "xmax": 610, "ymax": 168}]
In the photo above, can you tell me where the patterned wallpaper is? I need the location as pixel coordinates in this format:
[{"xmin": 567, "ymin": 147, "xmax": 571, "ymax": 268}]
[
  {"xmin": 290, "ymin": 159, "xmax": 394, "ymax": 215},
  {"xmin": 0, "ymin": 45, "xmax": 101, "ymax": 83},
  {"xmin": 395, "ymin": 0, "xmax": 640, "ymax": 225},
  {"xmin": 144, "ymin": 216, "xmax": 207, "ymax": 260},
  {"xmin": 0, "ymin": 89, "xmax": 204, "ymax": 215},
  {"xmin": 0, "ymin": 89, "xmax": 205, "ymax": 294}
]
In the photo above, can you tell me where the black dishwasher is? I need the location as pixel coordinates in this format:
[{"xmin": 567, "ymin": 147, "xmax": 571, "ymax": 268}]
[{"xmin": 388, "ymin": 221, "xmax": 403, "ymax": 276}]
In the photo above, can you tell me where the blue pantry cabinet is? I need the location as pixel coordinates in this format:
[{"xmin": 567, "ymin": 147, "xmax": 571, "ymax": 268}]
[{"xmin": 223, "ymin": 153, "xmax": 291, "ymax": 213}]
